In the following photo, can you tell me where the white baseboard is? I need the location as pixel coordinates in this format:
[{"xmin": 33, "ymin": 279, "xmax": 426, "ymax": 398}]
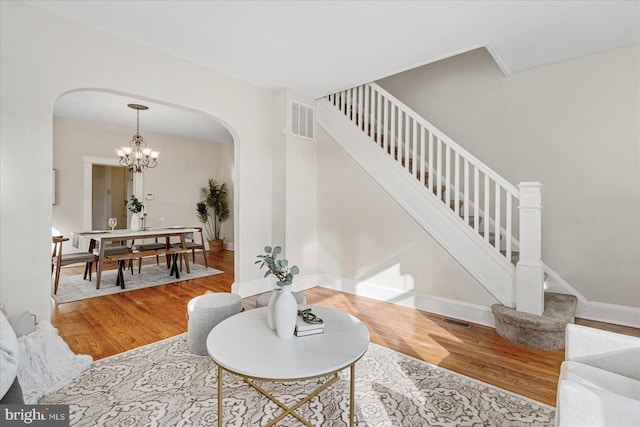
[
  {"xmin": 231, "ymin": 272, "xmax": 639, "ymax": 329},
  {"xmin": 316, "ymin": 274, "xmax": 496, "ymax": 327},
  {"xmin": 576, "ymin": 301, "xmax": 640, "ymax": 328},
  {"xmin": 223, "ymin": 241, "xmax": 234, "ymax": 251}
]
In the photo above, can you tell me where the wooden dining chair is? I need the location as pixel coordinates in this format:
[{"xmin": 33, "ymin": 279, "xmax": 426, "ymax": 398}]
[{"xmin": 51, "ymin": 236, "xmax": 99, "ymax": 295}]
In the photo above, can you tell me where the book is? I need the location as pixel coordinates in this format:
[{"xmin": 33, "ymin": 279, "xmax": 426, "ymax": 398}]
[
  {"xmin": 295, "ymin": 328, "xmax": 324, "ymax": 337},
  {"xmin": 295, "ymin": 314, "xmax": 324, "ymax": 333}
]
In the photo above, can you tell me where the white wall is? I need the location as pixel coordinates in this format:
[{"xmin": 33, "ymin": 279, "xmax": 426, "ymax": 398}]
[
  {"xmin": 316, "ymin": 127, "xmax": 498, "ymax": 307},
  {"xmin": 270, "ymin": 89, "xmax": 318, "ymax": 277},
  {"xmin": 377, "ymin": 46, "xmax": 640, "ymax": 308},
  {"xmin": 52, "ymin": 117, "xmax": 234, "ymax": 250},
  {"xmin": 0, "ymin": 2, "xmax": 274, "ymax": 320}
]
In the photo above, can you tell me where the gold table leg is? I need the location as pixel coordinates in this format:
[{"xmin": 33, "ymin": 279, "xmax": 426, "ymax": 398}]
[
  {"xmin": 218, "ymin": 362, "xmax": 358, "ymax": 426},
  {"xmin": 218, "ymin": 365, "xmax": 223, "ymax": 427},
  {"xmin": 350, "ymin": 363, "xmax": 355, "ymax": 427}
]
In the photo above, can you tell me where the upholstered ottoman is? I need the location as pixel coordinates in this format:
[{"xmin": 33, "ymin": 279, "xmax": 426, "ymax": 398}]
[
  {"xmin": 255, "ymin": 290, "xmax": 306, "ymax": 308},
  {"xmin": 187, "ymin": 293, "xmax": 242, "ymax": 355}
]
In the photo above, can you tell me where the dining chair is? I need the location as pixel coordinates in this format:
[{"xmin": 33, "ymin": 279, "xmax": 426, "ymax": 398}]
[{"xmin": 51, "ymin": 236, "xmax": 99, "ymax": 295}]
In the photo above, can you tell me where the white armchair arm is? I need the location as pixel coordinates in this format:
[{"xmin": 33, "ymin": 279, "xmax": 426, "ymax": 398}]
[
  {"xmin": 565, "ymin": 324, "xmax": 640, "ymax": 380},
  {"xmin": 557, "ymin": 379, "xmax": 640, "ymax": 427}
]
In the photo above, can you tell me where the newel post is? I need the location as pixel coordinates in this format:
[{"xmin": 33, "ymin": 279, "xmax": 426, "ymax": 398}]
[{"xmin": 516, "ymin": 182, "xmax": 544, "ymax": 315}]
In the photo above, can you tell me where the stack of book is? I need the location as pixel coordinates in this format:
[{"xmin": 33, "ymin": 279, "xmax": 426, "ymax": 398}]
[{"xmin": 295, "ymin": 315, "xmax": 324, "ymax": 337}]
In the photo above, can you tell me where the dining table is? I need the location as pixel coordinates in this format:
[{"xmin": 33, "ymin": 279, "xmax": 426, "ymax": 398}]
[{"xmin": 71, "ymin": 227, "xmax": 199, "ymax": 289}]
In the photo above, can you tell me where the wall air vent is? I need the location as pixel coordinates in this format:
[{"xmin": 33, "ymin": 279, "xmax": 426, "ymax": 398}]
[{"xmin": 290, "ymin": 100, "xmax": 315, "ymax": 140}]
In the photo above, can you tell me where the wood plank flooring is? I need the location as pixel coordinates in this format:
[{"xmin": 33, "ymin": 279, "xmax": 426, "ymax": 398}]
[{"xmin": 51, "ymin": 250, "xmax": 640, "ymax": 407}]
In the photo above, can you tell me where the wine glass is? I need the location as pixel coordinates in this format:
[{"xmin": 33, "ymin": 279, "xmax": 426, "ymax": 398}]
[
  {"xmin": 108, "ymin": 217, "xmax": 117, "ymax": 231},
  {"xmin": 159, "ymin": 216, "xmax": 165, "ymax": 228}
]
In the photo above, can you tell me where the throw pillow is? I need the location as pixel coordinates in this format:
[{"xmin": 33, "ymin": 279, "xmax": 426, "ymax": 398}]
[{"xmin": 10, "ymin": 311, "xmax": 36, "ymax": 337}]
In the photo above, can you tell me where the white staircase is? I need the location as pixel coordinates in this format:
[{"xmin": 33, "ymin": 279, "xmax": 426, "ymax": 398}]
[{"xmin": 317, "ymin": 83, "xmax": 545, "ymax": 313}]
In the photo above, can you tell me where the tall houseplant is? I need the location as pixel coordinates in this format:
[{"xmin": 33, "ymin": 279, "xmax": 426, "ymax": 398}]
[{"xmin": 196, "ymin": 179, "xmax": 230, "ymax": 252}]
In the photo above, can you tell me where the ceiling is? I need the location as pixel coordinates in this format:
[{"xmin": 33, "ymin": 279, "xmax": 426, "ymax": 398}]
[{"xmin": 29, "ymin": 0, "xmax": 640, "ymax": 142}]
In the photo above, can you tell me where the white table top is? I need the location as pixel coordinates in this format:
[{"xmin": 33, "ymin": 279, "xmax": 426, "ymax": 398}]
[
  {"xmin": 71, "ymin": 227, "xmax": 198, "ymax": 248},
  {"xmin": 207, "ymin": 306, "xmax": 370, "ymax": 380}
]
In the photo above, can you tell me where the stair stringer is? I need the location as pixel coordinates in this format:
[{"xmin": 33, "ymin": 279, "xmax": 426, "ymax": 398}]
[{"xmin": 317, "ymin": 100, "xmax": 516, "ymax": 306}]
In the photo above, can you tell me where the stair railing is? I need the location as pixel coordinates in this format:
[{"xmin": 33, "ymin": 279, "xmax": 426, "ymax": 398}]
[
  {"xmin": 325, "ymin": 82, "xmax": 525, "ymax": 267},
  {"xmin": 325, "ymin": 82, "xmax": 546, "ymax": 313}
]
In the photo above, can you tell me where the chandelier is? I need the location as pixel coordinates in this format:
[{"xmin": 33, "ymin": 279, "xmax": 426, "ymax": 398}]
[{"xmin": 116, "ymin": 104, "xmax": 159, "ymax": 173}]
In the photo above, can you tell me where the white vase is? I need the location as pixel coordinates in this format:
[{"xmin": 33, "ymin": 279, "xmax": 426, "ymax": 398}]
[
  {"xmin": 266, "ymin": 288, "xmax": 280, "ymax": 330},
  {"xmin": 130, "ymin": 213, "xmax": 140, "ymax": 231},
  {"xmin": 274, "ymin": 285, "xmax": 297, "ymax": 339}
]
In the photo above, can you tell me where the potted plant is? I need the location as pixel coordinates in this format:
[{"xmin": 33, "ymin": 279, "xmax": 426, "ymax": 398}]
[
  {"xmin": 196, "ymin": 179, "xmax": 230, "ymax": 252},
  {"xmin": 256, "ymin": 245, "xmax": 300, "ymax": 286},
  {"xmin": 125, "ymin": 195, "xmax": 144, "ymax": 230},
  {"xmin": 256, "ymin": 245, "xmax": 299, "ymax": 338}
]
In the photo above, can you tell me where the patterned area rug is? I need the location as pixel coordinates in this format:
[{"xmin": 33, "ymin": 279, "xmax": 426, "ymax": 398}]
[
  {"xmin": 41, "ymin": 334, "xmax": 555, "ymax": 426},
  {"xmin": 52, "ymin": 264, "xmax": 223, "ymax": 304}
]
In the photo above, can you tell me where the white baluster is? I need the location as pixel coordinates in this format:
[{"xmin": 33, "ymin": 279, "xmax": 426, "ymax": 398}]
[
  {"xmin": 383, "ymin": 98, "xmax": 389, "ymax": 152},
  {"xmin": 494, "ymin": 182, "xmax": 501, "ymax": 250},
  {"xmin": 376, "ymin": 93, "xmax": 382, "ymax": 145},
  {"xmin": 506, "ymin": 193, "xmax": 512, "ymax": 262},
  {"xmin": 464, "ymin": 159, "xmax": 470, "ymax": 223},
  {"xmin": 357, "ymin": 86, "xmax": 363, "ymax": 129},
  {"xmin": 412, "ymin": 120, "xmax": 418, "ymax": 178},
  {"xmin": 454, "ymin": 152, "xmax": 460, "ymax": 215},
  {"xmin": 390, "ymin": 102, "xmax": 396, "ymax": 159},
  {"xmin": 363, "ymin": 86, "xmax": 369, "ymax": 138},
  {"xmin": 428, "ymin": 132, "xmax": 434, "ymax": 192},
  {"xmin": 445, "ymin": 145, "xmax": 451, "ymax": 205},
  {"xmin": 484, "ymin": 174, "xmax": 490, "ymax": 241},
  {"xmin": 397, "ymin": 109, "xmax": 403, "ymax": 165},
  {"xmin": 474, "ymin": 167, "xmax": 479, "ymax": 231},
  {"xmin": 420, "ymin": 127, "xmax": 426, "ymax": 185},
  {"xmin": 436, "ymin": 137, "xmax": 442, "ymax": 200},
  {"xmin": 404, "ymin": 112, "xmax": 410, "ymax": 170},
  {"xmin": 340, "ymin": 90, "xmax": 346, "ymax": 114}
]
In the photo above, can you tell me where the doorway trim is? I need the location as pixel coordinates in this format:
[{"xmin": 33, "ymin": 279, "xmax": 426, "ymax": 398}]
[{"xmin": 83, "ymin": 156, "xmax": 142, "ymax": 231}]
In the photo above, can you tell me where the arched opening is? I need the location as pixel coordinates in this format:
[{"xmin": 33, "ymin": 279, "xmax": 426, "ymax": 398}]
[{"xmin": 52, "ymin": 88, "xmax": 239, "ymax": 298}]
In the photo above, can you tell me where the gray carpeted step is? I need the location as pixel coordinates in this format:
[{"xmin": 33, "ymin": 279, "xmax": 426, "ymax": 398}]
[{"xmin": 491, "ymin": 292, "xmax": 578, "ymax": 350}]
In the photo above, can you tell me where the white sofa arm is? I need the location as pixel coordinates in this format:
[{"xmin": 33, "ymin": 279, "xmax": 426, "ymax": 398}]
[
  {"xmin": 556, "ymin": 379, "xmax": 640, "ymax": 427},
  {"xmin": 565, "ymin": 324, "xmax": 640, "ymax": 380}
]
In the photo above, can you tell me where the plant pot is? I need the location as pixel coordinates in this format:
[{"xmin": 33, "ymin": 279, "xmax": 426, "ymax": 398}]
[{"xmin": 208, "ymin": 239, "xmax": 224, "ymax": 252}]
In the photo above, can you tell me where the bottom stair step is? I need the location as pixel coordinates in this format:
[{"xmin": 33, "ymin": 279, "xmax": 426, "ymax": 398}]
[{"xmin": 491, "ymin": 292, "xmax": 578, "ymax": 350}]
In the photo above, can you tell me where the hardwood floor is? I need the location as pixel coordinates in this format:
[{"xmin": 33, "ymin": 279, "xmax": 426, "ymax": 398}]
[{"xmin": 51, "ymin": 250, "xmax": 640, "ymax": 407}]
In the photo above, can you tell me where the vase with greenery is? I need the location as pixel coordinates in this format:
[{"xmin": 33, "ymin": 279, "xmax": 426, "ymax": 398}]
[
  {"xmin": 125, "ymin": 195, "xmax": 144, "ymax": 230},
  {"xmin": 256, "ymin": 245, "xmax": 299, "ymax": 337},
  {"xmin": 196, "ymin": 179, "xmax": 230, "ymax": 252}
]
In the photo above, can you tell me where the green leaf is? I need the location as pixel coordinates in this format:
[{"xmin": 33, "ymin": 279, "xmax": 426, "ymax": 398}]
[
  {"xmin": 290, "ymin": 266, "xmax": 299, "ymax": 275},
  {"xmin": 254, "ymin": 260, "xmax": 261, "ymax": 264},
  {"xmin": 264, "ymin": 246, "xmax": 272, "ymax": 253},
  {"xmin": 272, "ymin": 246, "xmax": 281, "ymax": 256},
  {"xmin": 280, "ymin": 259, "xmax": 288, "ymax": 267},
  {"xmin": 264, "ymin": 271, "xmax": 271, "ymax": 278}
]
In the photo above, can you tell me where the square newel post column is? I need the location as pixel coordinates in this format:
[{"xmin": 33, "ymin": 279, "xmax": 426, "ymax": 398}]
[{"xmin": 516, "ymin": 182, "xmax": 544, "ymax": 315}]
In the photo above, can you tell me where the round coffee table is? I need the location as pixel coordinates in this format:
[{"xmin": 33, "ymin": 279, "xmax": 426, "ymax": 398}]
[{"xmin": 207, "ymin": 305, "xmax": 370, "ymax": 427}]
